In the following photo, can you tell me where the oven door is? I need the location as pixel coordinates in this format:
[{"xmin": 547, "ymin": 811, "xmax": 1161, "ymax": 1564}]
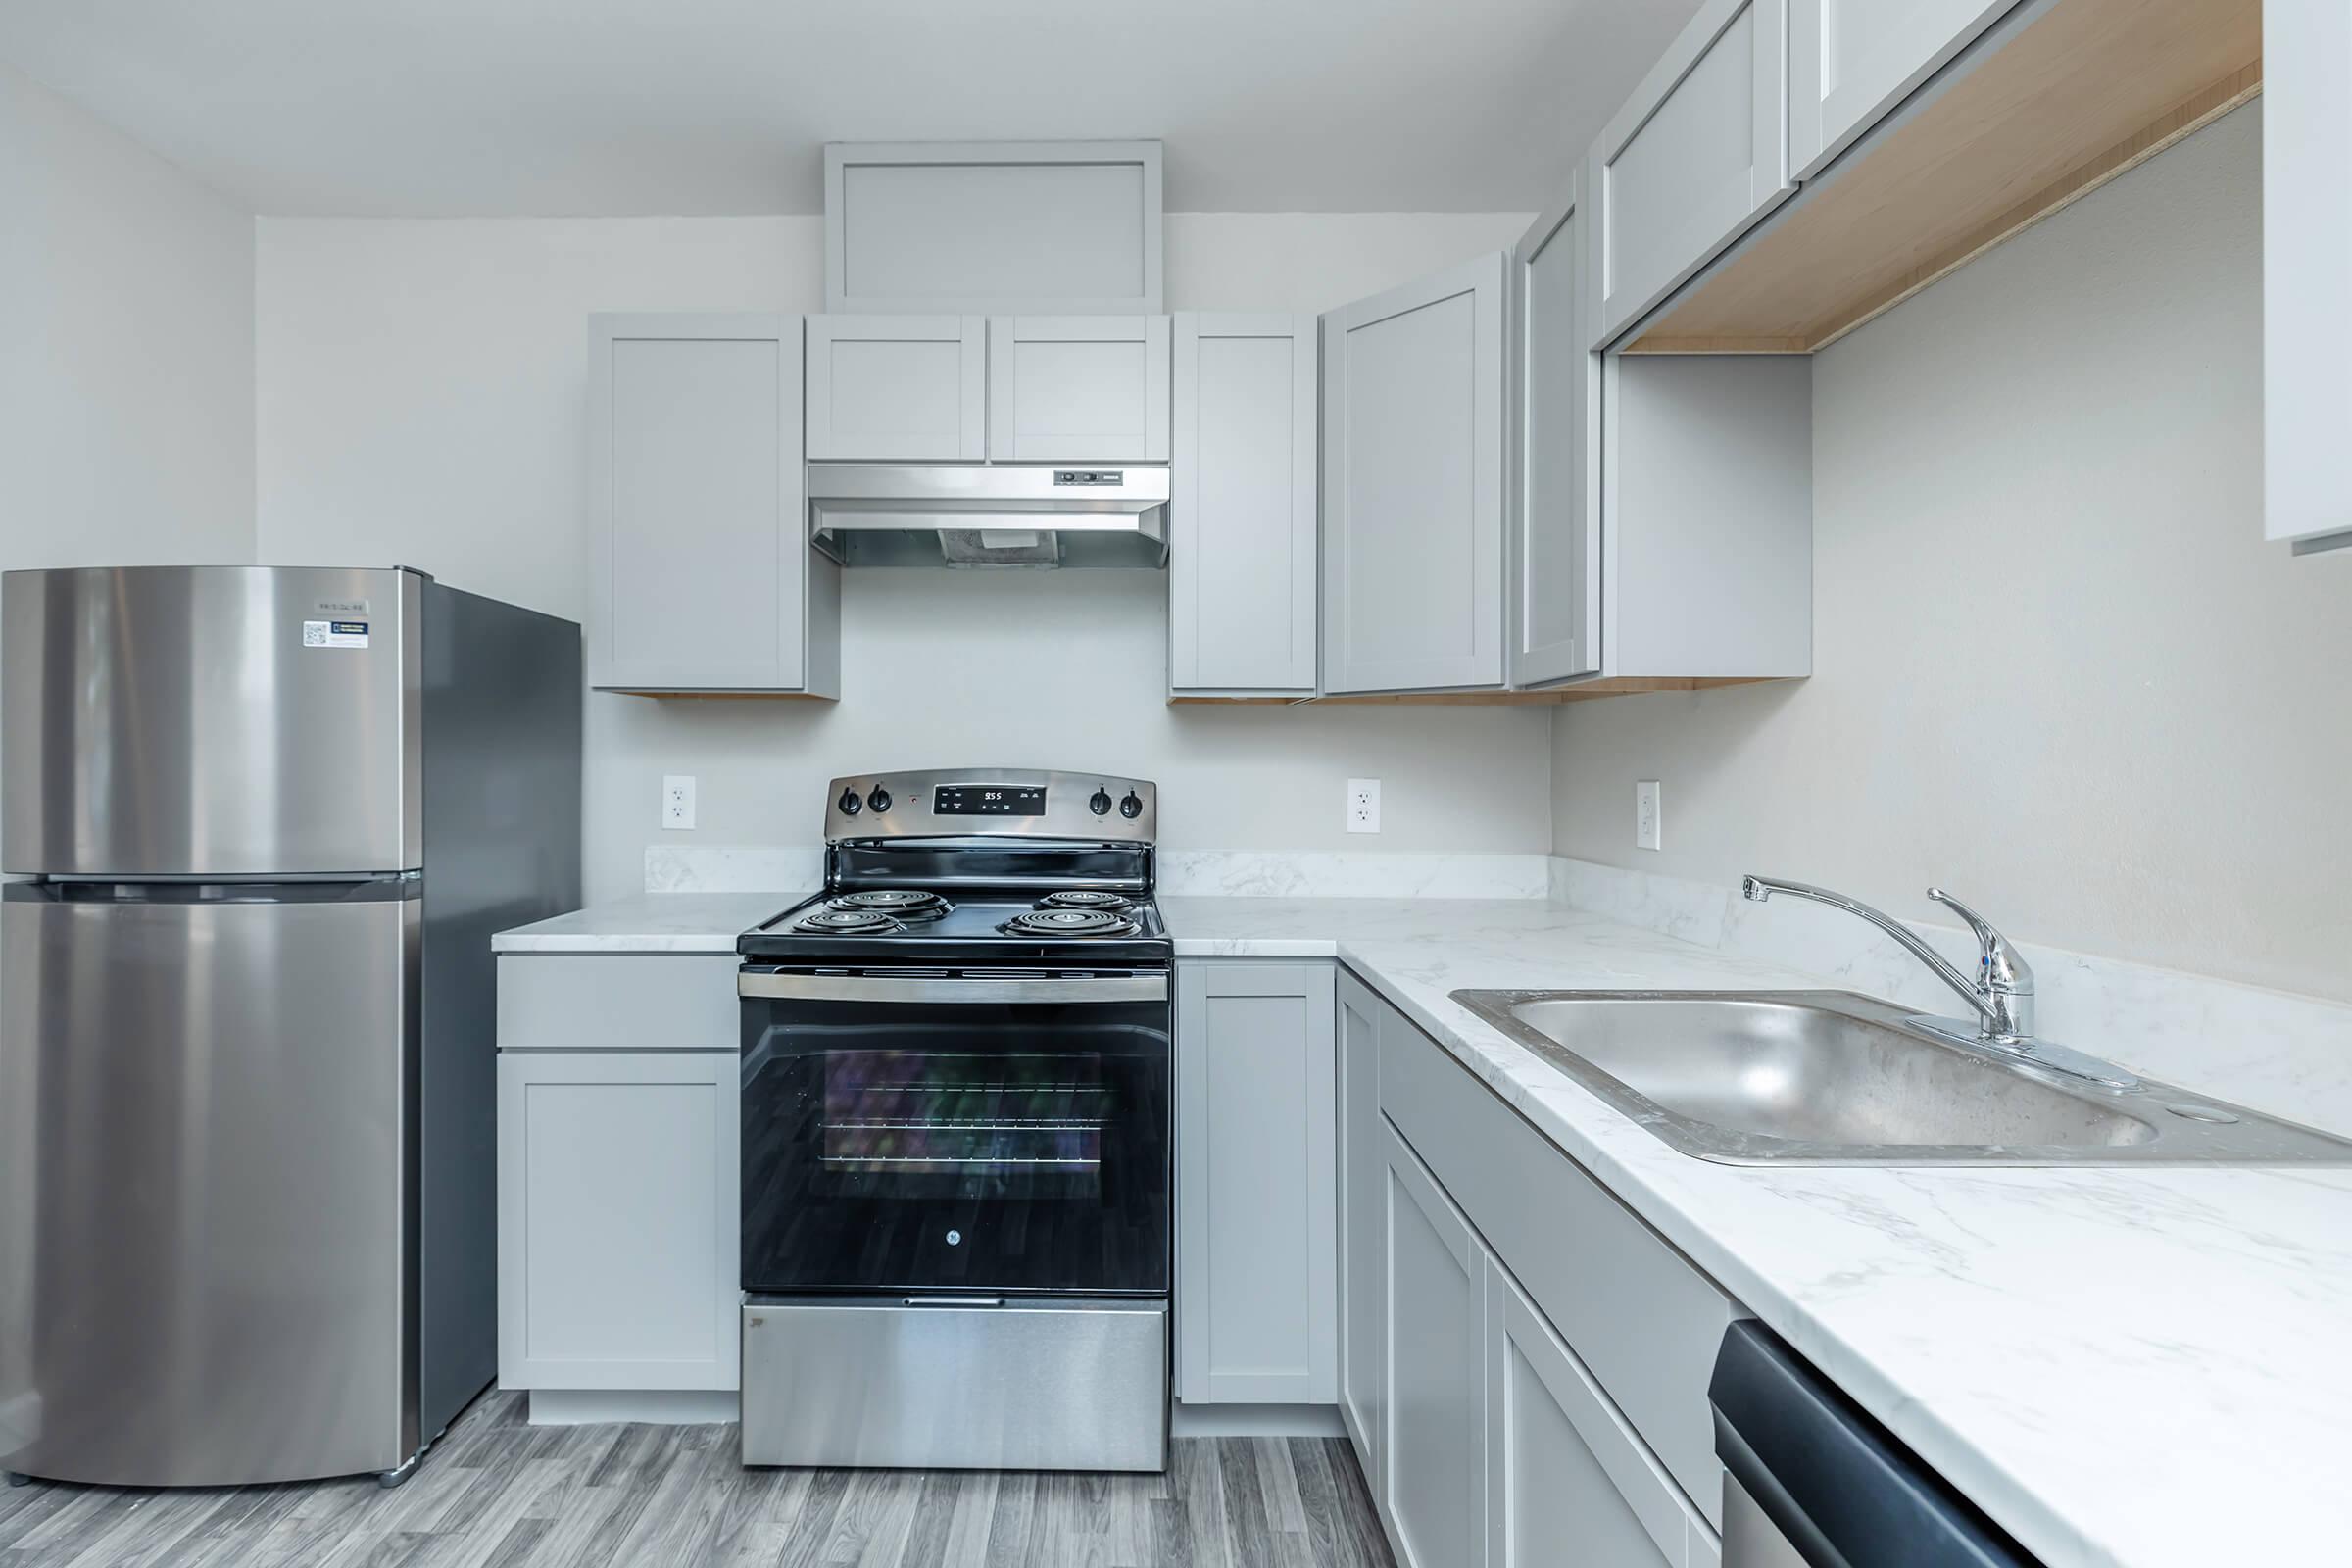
[{"xmin": 738, "ymin": 967, "xmax": 1172, "ymax": 1297}]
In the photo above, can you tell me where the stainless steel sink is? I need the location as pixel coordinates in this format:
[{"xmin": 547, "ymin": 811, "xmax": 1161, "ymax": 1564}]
[{"xmin": 1448, "ymin": 989, "xmax": 2352, "ymax": 1166}]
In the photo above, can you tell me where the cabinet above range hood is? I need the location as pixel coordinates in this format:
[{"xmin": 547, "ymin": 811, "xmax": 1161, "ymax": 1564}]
[{"xmin": 808, "ymin": 465, "xmax": 1170, "ymax": 568}]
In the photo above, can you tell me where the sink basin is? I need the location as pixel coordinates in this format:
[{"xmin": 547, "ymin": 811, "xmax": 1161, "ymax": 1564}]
[{"xmin": 1448, "ymin": 989, "xmax": 2352, "ymax": 1166}]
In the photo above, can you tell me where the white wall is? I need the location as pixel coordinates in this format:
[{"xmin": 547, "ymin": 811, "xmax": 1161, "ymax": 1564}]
[
  {"xmin": 0, "ymin": 60, "xmax": 255, "ymax": 567},
  {"xmin": 256, "ymin": 211, "xmax": 1544, "ymax": 901},
  {"xmin": 1552, "ymin": 104, "xmax": 2352, "ymax": 1004}
]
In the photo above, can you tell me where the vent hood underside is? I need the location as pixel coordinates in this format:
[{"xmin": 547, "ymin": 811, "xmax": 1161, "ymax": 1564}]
[{"xmin": 808, "ymin": 464, "xmax": 1170, "ymax": 568}]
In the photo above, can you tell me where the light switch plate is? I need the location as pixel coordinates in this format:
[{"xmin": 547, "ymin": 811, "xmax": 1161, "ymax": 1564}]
[
  {"xmin": 662, "ymin": 775, "xmax": 697, "ymax": 831},
  {"xmin": 1347, "ymin": 778, "xmax": 1381, "ymax": 834},
  {"xmin": 1635, "ymin": 781, "xmax": 1661, "ymax": 852}
]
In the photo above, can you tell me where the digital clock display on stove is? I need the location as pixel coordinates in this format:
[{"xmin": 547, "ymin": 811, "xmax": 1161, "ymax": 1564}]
[{"xmin": 932, "ymin": 784, "xmax": 1048, "ymax": 816}]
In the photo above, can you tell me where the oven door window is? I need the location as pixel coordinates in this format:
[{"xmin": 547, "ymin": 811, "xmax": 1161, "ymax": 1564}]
[{"xmin": 741, "ymin": 993, "xmax": 1171, "ymax": 1296}]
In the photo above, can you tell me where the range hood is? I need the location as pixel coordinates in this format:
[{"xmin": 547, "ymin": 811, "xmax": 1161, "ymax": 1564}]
[{"xmin": 808, "ymin": 465, "xmax": 1170, "ymax": 568}]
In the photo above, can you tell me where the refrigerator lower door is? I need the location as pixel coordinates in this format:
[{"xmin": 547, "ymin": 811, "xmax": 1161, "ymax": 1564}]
[
  {"xmin": 0, "ymin": 884, "xmax": 419, "ymax": 1487},
  {"xmin": 1, "ymin": 564, "xmax": 421, "ymax": 878}
]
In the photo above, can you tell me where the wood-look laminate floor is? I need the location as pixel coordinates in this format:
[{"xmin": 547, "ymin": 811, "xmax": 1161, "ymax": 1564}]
[{"xmin": 0, "ymin": 1393, "xmax": 1396, "ymax": 1568}]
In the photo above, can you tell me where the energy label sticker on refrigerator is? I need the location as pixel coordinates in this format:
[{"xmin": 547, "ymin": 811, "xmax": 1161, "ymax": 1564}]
[{"xmin": 302, "ymin": 619, "xmax": 370, "ymax": 649}]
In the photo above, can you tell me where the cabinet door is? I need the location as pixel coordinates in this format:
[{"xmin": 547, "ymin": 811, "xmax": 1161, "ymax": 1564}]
[
  {"xmin": 1336, "ymin": 972, "xmax": 1387, "ymax": 1490},
  {"xmin": 1592, "ymin": 0, "xmax": 1793, "ymax": 347},
  {"xmin": 1487, "ymin": 1257, "xmax": 1720, "ymax": 1568},
  {"xmin": 804, "ymin": 315, "xmax": 987, "ymax": 461},
  {"xmin": 1322, "ymin": 252, "xmax": 1506, "ymax": 695},
  {"xmin": 1509, "ymin": 177, "xmax": 1602, "ymax": 688},
  {"xmin": 1788, "ymin": 0, "xmax": 2018, "ymax": 178},
  {"xmin": 2265, "ymin": 0, "xmax": 2352, "ymax": 550},
  {"xmin": 987, "ymin": 316, "xmax": 1172, "ymax": 463},
  {"xmin": 1176, "ymin": 961, "xmax": 1338, "ymax": 1404},
  {"xmin": 497, "ymin": 1052, "xmax": 740, "ymax": 1391},
  {"xmin": 1169, "ymin": 314, "xmax": 1318, "ymax": 696},
  {"xmin": 1384, "ymin": 1120, "xmax": 1487, "ymax": 1568},
  {"xmin": 590, "ymin": 314, "xmax": 831, "ymax": 694}
]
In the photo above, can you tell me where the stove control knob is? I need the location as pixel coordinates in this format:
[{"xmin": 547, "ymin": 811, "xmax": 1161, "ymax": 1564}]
[
  {"xmin": 1089, "ymin": 788, "xmax": 1113, "ymax": 816},
  {"xmin": 1118, "ymin": 791, "xmax": 1144, "ymax": 820},
  {"xmin": 867, "ymin": 786, "xmax": 892, "ymax": 814},
  {"xmin": 836, "ymin": 787, "xmax": 862, "ymax": 816}
]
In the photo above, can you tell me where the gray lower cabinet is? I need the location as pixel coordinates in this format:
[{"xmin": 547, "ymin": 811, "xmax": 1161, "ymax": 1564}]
[
  {"xmin": 1381, "ymin": 1119, "xmax": 1489, "ymax": 1568},
  {"xmin": 496, "ymin": 1050, "xmax": 740, "ymax": 1392},
  {"xmin": 588, "ymin": 313, "xmax": 839, "ymax": 696},
  {"xmin": 1175, "ymin": 960, "xmax": 1338, "ymax": 1404},
  {"xmin": 495, "ymin": 952, "xmax": 742, "ymax": 1396},
  {"xmin": 1168, "ymin": 313, "xmax": 1318, "ymax": 697},
  {"xmin": 1321, "ymin": 252, "xmax": 1507, "ymax": 695},
  {"xmin": 1336, "ymin": 970, "xmax": 1388, "ymax": 1490},
  {"xmin": 1337, "ymin": 967, "xmax": 1731, "ymax": 1568},
  {"xmin": 1488, "ymin": 1256, "xmax": 1722, "ymax": 1568}
]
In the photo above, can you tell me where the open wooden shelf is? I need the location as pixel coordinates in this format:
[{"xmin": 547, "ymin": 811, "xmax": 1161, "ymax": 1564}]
[
  {"xmin": 1628, "ymin": 0, "xmax": 2261, "ymax": 355},
  {"xmin": 1168, "ymin": 677, "xmax": 1788, "ymax": 707}
]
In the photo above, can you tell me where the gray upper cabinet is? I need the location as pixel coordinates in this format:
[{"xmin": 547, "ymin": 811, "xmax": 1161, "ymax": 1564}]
[
  {"xmin": 804, "ymin": 315, "xmax": 987, "ymax": 462},
  {"xmin": 1592, "ymin": 0, "xmax": 1793, "ymax": 347},
  {"xmin": 1787, "ymin": 0, "xmax": 2019, "ymax": 179},
  {"xmin": 825, "ymin": 141, "xmax": 1163, "ymax": 316},
  {"xmin": 1169, "ymin": 313, "xmax": 1318, "ymax": 697},
  {"xmin": 1509, "ymin": 173, "xmax": 1602, "ymax": 689},
  {"xmin": 588, "ymin": 314, "xmax": 839, "ymax": 696},
  {"xmin": 986, "ymin": 316, "xmax": 1172, "ymax": 464},
  {"xmin": 2266, "ymin": 0, "xmax": 2352, "ymax": 553},
  {"xmin": 1321, "ymin": 253, "xmax": 1507, "ymax": 695},
  {"xmin": 1175, "ymin": 961, "xmax": 1337, "ymax": 1406}
]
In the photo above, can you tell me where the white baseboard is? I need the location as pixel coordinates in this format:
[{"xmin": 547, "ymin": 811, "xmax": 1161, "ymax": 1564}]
[
  {"xmin": 525, "ymin": 1389, "xmax": 740, "ymax": 1426},
  {"xmin": 1169, "ymin": 1400, "xmax": 1345, "ymax": 1439}
]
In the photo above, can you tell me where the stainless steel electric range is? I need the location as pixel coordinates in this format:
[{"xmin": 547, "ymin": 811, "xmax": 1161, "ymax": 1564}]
[{"xmin": 736, "ymin": 769, "xmax": 1172, "ymax": 1473}]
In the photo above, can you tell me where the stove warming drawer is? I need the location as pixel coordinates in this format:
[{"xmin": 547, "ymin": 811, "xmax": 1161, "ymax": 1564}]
[{"xmin": 740, "ymin": 1296, "xmax": 1167, "ymax": 1471}]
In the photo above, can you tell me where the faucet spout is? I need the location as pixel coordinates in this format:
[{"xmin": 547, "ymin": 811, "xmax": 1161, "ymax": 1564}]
[
  {"xmin": 1740, "ymin": 875, "xmax": 1996, "ymax": 1032},
  {"xmin": 1741, "ymin": 874, "xmax": 2132, "ymax": 1090}
]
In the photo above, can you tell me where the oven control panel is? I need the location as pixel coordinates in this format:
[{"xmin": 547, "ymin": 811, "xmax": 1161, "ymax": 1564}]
[{"xmin": 824, "ymin": 769, "xmax": 1156, "ymax": 844}]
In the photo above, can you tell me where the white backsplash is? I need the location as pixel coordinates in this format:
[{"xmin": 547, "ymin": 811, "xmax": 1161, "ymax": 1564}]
[
  {"xmin": 644, "ymin": 845, "xmax": 1551, "ymax": 901},
  {"xmin": 644, "ymin": 844, "xmax": 824, "ymax": 894},
  {"xmin": 1156, "ymin": 850, "xmax": 1550, "ymax": 899},
  {"xmin": 1549, "ymin": 856, "xmax": 2352, "ymax": 1140}
]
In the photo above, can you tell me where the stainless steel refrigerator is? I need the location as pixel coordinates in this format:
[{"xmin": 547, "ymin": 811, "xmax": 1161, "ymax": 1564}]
[{"xmin": 0, "ymin": 565, "xmax": 580, "ymax": 1489}]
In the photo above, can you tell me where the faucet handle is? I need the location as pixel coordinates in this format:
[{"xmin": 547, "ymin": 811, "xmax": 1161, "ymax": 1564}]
[{"xmin": 1925, "ymin": 888, "xmax": 2033, "ymax": 996}]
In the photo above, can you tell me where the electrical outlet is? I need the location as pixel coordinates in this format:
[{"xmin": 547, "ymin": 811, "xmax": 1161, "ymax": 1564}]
[
  {"xmin": 1346, "ymin": 778, "xmax": 1382, "ymax": 834},
  {"xmin": 1635, "ymin": 780, "xmax": 1662, "ymax": 852},
  {"xmin": 662, "ymin": 775, "xmax": 697, "ymax": 831}
]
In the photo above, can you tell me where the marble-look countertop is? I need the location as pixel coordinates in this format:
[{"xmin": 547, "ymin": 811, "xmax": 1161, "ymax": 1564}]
[
  {"xmin": 491, "ymin": 891, "xmax": 806, "ymax": 953},
  {"xmin": 494, "ymin": 891, "xmax": 2352, "ymax": 1567}
]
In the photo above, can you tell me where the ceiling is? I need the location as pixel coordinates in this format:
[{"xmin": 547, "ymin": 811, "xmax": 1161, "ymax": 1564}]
[{"xmin": 0, "ymin": 0, "xmax": 1703, "ymax": 217}]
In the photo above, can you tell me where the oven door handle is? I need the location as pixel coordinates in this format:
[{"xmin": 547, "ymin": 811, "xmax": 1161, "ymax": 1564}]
[{"xmin": 738, "ymin": 972, "xmax": 1168, "ymax": 1004}]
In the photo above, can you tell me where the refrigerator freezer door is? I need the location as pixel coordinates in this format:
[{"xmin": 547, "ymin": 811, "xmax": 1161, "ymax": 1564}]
[
  {"xmin": 1, "ymin": 566, "xmax": 422, "ymax": 877},
  {"xmin": 0, "ymin": 885, "xmax": 419, "ymax": 1486}
]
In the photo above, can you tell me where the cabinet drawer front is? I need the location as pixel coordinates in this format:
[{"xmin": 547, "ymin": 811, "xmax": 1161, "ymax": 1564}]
[
  {"xmin": 1488, "ymin": 1256, "xmax": 1719, "ymax": 1568},
  {"xmin": 497, "ymin": 1052, "xmax": 739, "ymax": 1391},
  {"xmin": 1594, "ymin": 0, "xmax": 1792, "ymax": 346},
  {"xmin": 805, "ymin": 316, "xmax": 986, "ymax": 461},
  {"xmin": 1378, "ymin": 995, "xmax": 1735, "ymax": 1525},
  {"xmin": 497, "ymin": 955, "xmax": 741, "ymax": 1051}
]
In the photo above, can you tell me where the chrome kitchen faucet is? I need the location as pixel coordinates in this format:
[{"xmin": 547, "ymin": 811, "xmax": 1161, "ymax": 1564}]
[{"xmin": 1740, "ymin": 876, "xmax": 2137, "ymax": 1090}]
